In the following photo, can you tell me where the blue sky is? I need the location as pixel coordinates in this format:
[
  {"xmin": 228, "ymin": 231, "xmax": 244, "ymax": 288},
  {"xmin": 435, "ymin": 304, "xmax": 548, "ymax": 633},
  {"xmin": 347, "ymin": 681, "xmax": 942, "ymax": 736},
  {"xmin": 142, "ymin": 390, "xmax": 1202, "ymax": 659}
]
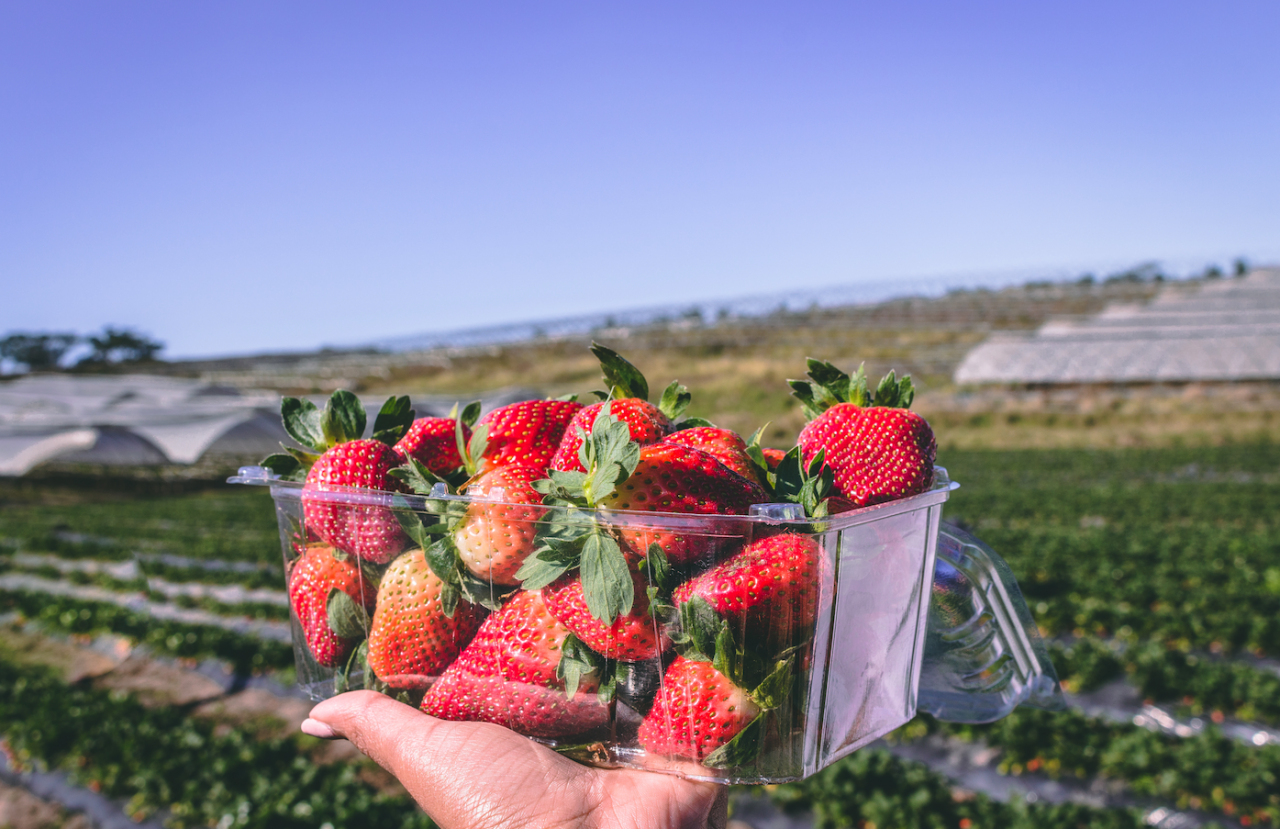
[{"xmin": 3, "ymin": 2, "xmax": 1277, "ymax": 359}]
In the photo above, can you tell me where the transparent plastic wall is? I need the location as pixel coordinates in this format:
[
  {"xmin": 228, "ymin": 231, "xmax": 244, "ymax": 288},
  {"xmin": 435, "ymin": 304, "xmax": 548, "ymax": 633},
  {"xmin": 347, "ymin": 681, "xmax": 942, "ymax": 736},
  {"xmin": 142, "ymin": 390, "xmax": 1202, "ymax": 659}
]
[{"xmin": 242, "ymin": 469, "xmax": 953, "ymax": 784}]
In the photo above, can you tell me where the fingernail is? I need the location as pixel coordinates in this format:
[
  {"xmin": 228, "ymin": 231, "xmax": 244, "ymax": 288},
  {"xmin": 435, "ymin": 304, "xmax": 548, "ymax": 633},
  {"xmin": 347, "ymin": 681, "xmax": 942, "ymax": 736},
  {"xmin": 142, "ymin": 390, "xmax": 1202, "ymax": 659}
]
[{"xmin": 301, "ymin": 718, "xmax": 337, "ymax": 739}]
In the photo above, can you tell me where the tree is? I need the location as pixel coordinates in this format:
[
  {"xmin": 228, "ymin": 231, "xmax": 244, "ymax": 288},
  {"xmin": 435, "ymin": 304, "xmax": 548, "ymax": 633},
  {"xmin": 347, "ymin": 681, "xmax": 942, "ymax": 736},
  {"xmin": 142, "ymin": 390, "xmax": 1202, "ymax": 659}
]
[
  {"xmin": 1234, "ymin": 258, "xmax": 1250, "ymax": 277},
  {"xmin": 79, "ymin": 327, "xmax": 164, "ymax": 365},
  {"xmin": 0, "ymin": 332, "xmax": 79, "ymax": 372}
]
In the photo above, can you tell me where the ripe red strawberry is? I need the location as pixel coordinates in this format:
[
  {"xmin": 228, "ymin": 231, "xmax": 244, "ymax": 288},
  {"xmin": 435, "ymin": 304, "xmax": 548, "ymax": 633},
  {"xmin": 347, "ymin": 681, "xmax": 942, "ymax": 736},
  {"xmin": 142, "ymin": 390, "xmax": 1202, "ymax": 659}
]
[
  {"xmin": 663, "ymin": 426, "xmax": 763, "ymax": 485},
  {"xmin": 761, "ymin": 447, "xmax": 787, "ymax": 471},
  {"xmin": 304, "ymin": 438, "xmax": 409, "ymax": 563},
  {"xmin": 421, "ymin": 590, "xmax": 610, "ymax": 738},
  {"xmin": 542, "ymin": 559, "xmax": 669, "ymax": 661},
  {"xmin": 673, "ymin": 533, "xmax": 821, "ymax": 645},
  {"xmin": 550, "ymin": 398, "xmax": 670, "ymax": 473},
  {"xmin": 261, "ymin": 391, "xmax": 418, "ymax": 564},
  {"xmin": 791, "ymin": 361, "xmax": 936, "ymax": 507},
  {"xmin": 288, "ymin": 544, "xmax": 378, "ymax": 668},
  {"xmin": 601, "ymin": 443, "xmax": 768, "ymax": 566},
  {"xmin": 365, "ymin": 547, "xmax": 486, "ymax": 689},
  {"xmin": 454, "ymin": 464, "xmax": 547, "ymax": 586},
  {"xmin": 394, "ymin": 416, "xmax": 470, "ymax": 475},
  {"xmin": 477, "ymin": 399, "xmax": 583, "ymax": 473},
  {"xmin": 637, "ymin": 655, "xmax": 760, "ymax": 760}
]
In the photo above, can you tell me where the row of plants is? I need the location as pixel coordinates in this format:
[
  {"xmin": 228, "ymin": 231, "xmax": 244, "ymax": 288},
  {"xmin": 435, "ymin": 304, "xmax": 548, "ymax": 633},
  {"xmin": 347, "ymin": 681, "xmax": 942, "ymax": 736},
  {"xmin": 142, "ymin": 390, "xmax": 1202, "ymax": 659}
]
[
  {"xmin": 904, "ymin": 707, "xmax": 1280, "ymax": 825},
  {"xmin": 0, "ymin": 651, "xmax": 1162, "ymax": 829},
  {"xmin": 0, "ymin": 589, "xmax": 292, "ymax": 673},
  {"xmin": 0, "ymin": 656, "xmax": 433, "ymax": 829},
  {"xmin": 1, "ymin": 488, "xmax": 282, "ymax": 564},
  {"xmin": 0, "ymin": 558, "xmax": 290, "ymax": 622},
  {"xmin": 1051, "ymin": 637, "xmax": 1280, "ymax": 727}
]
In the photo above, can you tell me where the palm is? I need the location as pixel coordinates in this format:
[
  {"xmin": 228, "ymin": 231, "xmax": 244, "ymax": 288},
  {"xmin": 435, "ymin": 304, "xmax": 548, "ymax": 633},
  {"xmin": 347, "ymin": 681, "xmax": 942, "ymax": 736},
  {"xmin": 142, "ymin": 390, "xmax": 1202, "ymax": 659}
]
[{"xmin": 306, "ymin": 691, "xmax": 725, "ymax": 829}]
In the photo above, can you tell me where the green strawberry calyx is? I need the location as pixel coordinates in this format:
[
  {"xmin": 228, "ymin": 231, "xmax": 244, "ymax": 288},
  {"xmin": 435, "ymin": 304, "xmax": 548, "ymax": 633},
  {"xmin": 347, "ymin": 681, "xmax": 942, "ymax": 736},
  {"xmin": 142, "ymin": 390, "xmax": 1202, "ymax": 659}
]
[
  {"xmin": 787, "ymin": 359, "xmax": 916, "ymax": 421},
  {"xmin": 590, "ymin": 341, "xmax": 694, "ymax": 423},
  {"xmin": 517, "ymin": 407, "xmax": 640, "ymax": 625},
  {"xmin": 260, "ymin": 390, "xmax": 415, "ymax": 482},
  {"xmin": 673, "ymin": 595, "xmax": 794, "ymax": 769}
]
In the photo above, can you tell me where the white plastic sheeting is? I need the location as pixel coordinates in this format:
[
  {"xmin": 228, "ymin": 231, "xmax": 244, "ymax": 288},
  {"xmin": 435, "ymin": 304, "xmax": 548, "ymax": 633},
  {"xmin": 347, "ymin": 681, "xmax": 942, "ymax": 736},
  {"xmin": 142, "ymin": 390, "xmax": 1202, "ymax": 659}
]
[
  {"xmin": 955, "ymin": 268, "xmax": 1280, "ymax": 385},
  {"xmin": 0, "ymin": 375, "xmax": 286, "ymax": 475}
]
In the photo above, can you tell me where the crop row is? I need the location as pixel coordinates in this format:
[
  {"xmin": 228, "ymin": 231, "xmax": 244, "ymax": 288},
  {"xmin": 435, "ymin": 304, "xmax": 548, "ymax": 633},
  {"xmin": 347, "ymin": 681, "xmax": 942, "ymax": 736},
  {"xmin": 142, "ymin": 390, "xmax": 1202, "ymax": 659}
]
[
  {"xmin": 0, "ymin": 651, "xmax": 1161, "ymax": 829},
  {"xmin": 907, "ymin": 707, "xmax": 1280, "ymax": 825},
  {"xmin": 0, "ymin": 589, "xmax": 292, "ymax": 673},
  {"xmin": 1053, "ymin": 638, "xmax": 1280, "ymax": 728},
  {"xmin": 2, "ymin": 488, "xmax": 282, "ymax": 564}
]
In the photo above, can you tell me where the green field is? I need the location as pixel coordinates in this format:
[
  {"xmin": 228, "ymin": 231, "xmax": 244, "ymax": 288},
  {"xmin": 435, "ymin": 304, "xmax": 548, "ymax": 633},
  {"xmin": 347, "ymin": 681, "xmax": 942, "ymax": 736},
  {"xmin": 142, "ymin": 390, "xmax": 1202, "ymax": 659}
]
[{"xmin": 3, "ymin": 438, "xmax": 1278, "ymax": 827}]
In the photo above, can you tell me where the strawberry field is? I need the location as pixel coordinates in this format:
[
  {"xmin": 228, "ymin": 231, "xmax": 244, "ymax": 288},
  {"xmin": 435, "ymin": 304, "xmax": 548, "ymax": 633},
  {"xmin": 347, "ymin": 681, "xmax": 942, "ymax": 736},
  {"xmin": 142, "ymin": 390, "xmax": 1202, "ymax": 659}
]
[{"xmin": 2, "ymin": 439, "xmax": 1278, "ymax": 828}]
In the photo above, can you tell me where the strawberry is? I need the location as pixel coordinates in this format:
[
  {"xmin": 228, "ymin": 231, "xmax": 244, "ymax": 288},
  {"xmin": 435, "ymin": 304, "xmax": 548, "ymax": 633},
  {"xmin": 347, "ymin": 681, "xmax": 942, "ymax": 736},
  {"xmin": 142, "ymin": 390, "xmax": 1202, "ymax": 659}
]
[
  {"xmin": 761, "ymin": 448, "xmax": 787, "ymax": 471},
  {"xmin": 421, "ymin": 590, "xmax": 610, "ymax": 738},
  {"xmin": 261, "ymin": 391, "xmax": 418, "ymax": 564},
  {"xmin": 394, "ymin": 416, "xmax": 470, "ymax": 476},
  {"xmin": 542, "ymin": 556, "xmax": 669, "ymax": 661},
  {"xmin": 636, "ymin": 605, "xmax": 792, "ymax": 766},
  {"xmin": 601, "ymin": 443, "xmax": 768, "ymax": 566},
  {"xmin": 550, "ymin": 398, "xmax": 670, "ymax": 473},
  {"xmin": 364, "ymin": 546, "xmax": 486, "ymax": 689},
  {"xmin": 304, "ymin": 439, "xmax": 410, "ymax": 563},
  {"xmin": 672, "ymin": 533, "xmax": 821, "ymax": 646},
  {"xmin": 454, "ymin": 463, "xmax": 548, "ymax": 586},
  {"xmin": 637, "ymin": 655, "xmax": 759, "ymax": 761},
  {"xmin": 287, "ymin": 544, "xmax": 378, "ymax": 668},
  {"xmin": 549, "ymin": 343, "xmax": 697, "ymax": 473},
  {"xmin": 663, "ymin": 426, "xmax": 764, "ymax": 485},
  {"xmin": 475, "ymin": 398, "xmax": 583, "ymax": 473},
  {"xmin": 791, "ymin": 361, "xmax": 936, "ymax": 507}
]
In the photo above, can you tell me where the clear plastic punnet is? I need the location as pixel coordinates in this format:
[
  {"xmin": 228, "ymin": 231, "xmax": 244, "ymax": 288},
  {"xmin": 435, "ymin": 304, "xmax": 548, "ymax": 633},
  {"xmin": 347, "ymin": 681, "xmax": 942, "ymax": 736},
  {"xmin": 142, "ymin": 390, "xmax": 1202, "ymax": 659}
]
[{"xmin": 230, "ymin": 464, "xmax": 1058, "ymax": 784}]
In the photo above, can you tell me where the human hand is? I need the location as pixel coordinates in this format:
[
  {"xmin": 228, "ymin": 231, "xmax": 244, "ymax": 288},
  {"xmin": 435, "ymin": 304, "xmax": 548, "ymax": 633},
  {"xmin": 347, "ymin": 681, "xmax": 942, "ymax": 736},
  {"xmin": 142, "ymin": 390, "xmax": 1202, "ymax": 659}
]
[{"xmin": 303, "ymin": 691, "xmax": 727, "ymax": 829}]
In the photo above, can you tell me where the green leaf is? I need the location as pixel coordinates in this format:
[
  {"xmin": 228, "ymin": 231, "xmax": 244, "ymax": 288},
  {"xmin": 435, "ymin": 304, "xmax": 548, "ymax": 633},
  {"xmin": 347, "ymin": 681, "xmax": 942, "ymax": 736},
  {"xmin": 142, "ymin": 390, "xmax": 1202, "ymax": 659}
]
[
  {"xmin": 260, "ymin": 453, "xmax": 305, "ymax": 483},
  {"xmin": 786, "ymin": 379, "xmax": 822, "ymax": 421},
  {"xmin": 515, "ymin": 548, "xmax": 576, "ymax": 590},
  {"xmin": 454, "ymin": 415, "xmax": 474, "ymax": 475},
  {"xmin": 321, "ymin": 390, "xmax": 367, "ymax": 444},
  {"xmin": 751, "ymin": 659, "xmax": 794, "ymax": 710},
  {"xmin": 555, "ymin": 393, "xmax": 581, "ymax": 403},
  {"xmin": 579, "ymin": 531, "xmax": 633, "ymax": 624},
  {"xmin": 439, "ymin": 581, "xmax": 460, "ymax": 618},
  {"xmin": 643, "ymin": 542, "xmax": 671, "ymax": 595},
  {"xmin": 467, "ymin": 423, "xmax": 490, "ymax": 470},
  {"xmin": 556, "ymin": 633, "xmax": 604, "ymax": 699},
  {"xmin": 284, "ymin": 445, "xmax": 321, "ymax": 466},
  {"xmin": 658, "ymin": 380, "xmax": 692, "ymax": 421},
  {"xmin": 872, "ymin": 370, "xmax": 915, "ymax": 409},
  {"xmin": 371, "ymin": 395, "xmax": 415, "ymax": 445},
  {"xmin": 677, "ymin": 595, "xmax": 723, "ymax": 663},
  {"xmin": 327, "ymin": 588, "xmax": 370, "ymax": 640},
  {"xmin": 591, "ymin": 341, "xmax": 649, "ymax": 401},
  {"xmin": 422, "ymin": 536, "xmax": 458, "ymax": 580},
  {"xmin": 335, "ymin": 638, "xmax": 368, "ymax": 694},
  {"xmin": 583, "ymin": 408, "xmax": 640, "ymax": 504},
  {"xmin": 390, "ymin": 457, "xmax": 446, "ymax": 496},
  {"xmin": 459, "ymin": 400, "xmax": 483, "ymax": 428},
  {"xmin": 805, "ymin": 358, "xmax": 851, "ymax": 405},
  {"xmin": 672, "ymin": 417, "xmax": 715, "ymax": 431},
  {"xmin": 703, "ymin": 713, "xmax": 765, "ymax": 769},
  {"xmin": 711, "ymin": 621, "xmax": 741, "ymax": 684},
  {"xmin": 280, "ymin": 397, "xmax": 328, "ymax": 452}
]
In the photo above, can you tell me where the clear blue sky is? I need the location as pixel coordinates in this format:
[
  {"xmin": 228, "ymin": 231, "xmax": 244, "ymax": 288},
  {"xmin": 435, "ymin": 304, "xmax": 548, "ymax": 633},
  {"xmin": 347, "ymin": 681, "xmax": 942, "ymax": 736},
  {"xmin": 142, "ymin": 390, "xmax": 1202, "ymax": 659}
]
[{"xmin": 3, "ymin": 2, "xmax": 1277, "ymax": 359}]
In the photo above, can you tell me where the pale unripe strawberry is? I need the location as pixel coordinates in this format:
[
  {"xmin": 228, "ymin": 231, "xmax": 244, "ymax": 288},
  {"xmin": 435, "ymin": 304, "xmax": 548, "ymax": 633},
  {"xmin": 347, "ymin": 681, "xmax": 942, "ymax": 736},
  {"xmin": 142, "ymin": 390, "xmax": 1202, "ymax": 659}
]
[{"xmin": 454, "ymin": 464, "xmax": 547, "ymax": 586}]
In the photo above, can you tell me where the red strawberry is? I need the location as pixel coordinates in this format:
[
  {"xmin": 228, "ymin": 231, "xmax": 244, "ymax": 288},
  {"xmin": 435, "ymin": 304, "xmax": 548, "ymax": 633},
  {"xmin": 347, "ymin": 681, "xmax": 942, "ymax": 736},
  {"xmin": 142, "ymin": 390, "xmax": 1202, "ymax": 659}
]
[
  {"xmin": 262, "ymin": 390, "xmax": 418, "ymax": 564},
  {"xmin": 365, "ymin": 547, "xmax": 486, "ymax": 689},
  {"xmin": 542, "ymin": 559, "xmax": 669, "ymax": 661},
  {"xmin": 761, "ymin": 447, "xmax": 787, "ymax": 470},
  {"xmin": 601, "ymin": 443, "xmax": 768, "ymax": 566},
  {"xmin": 287, "ymin": 544, "xmax": 378, "ymax": 668},
  {"xmin": 394, "ymin": 416, "xmax": 470, "ymax": 475},
  {"xmin": 454, "ymin": 464, "xmax": 548, "ymax": 586},
  {"xmin": 421, "ymin": 590, "xmax": 610, "ymax": 738},
  {"xmin": 663, "ymin": 427, "xmax": 762, "ymax": 484},
  {"xmin": 673, "ymin": 533, "xmax": 821, "ymax": 645},
  {"xmin": 550, "ymin": 399, "xmax": 670, "ymax": 473},
  {"xmin": 791, "ymin": 361, "xmax": 936, "ymax": 507},
  {"xmin": 304, "ymin": 438, "xmax": 409, "ymax": 564},
  {"xmin": 477, "ymin": 399, "xmax": 583, "ymax": 473},
  {"xmin": 637, "ymin": 655, "xmax": 760, "ymax": 760}
]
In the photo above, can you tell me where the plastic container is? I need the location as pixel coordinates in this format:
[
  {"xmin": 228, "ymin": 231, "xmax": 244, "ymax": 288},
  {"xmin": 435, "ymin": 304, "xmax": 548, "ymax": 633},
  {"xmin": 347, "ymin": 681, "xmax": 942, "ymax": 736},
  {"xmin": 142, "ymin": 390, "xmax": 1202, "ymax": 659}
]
[{"xmin": 231, "ymin": 465, "xmax": 1058, "ymax": 783}]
